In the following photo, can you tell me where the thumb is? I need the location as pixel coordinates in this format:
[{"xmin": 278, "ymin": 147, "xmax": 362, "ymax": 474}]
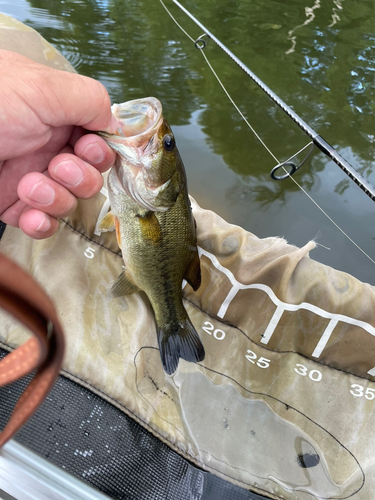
[
  {"xmin": 0, "ymin": 50, "xmax": 120, "ymax": 134},
  {"xmin": 44, "ymin": 70, "xmax": 121, "ymax": 133}
]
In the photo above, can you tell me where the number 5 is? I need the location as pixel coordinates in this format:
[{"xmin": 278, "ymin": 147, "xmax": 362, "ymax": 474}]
[
  {"xmin": 257, "ymin": 357, "xmax": 270, "ymax": 369},
  {"xmin": 366, "ymin": 388, "xmax": 375, "ymax": 400},
  {"xmin": 84, "ymin": 247, "xmax": 96, "ymax": 259}
]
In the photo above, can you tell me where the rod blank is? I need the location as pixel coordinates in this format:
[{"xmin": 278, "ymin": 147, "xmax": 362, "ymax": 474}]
[{"xmin": 171, "ymin": 0, "xmax": 375, "ymax": 201}]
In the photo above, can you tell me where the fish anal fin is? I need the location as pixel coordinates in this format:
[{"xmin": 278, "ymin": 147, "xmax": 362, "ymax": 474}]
[
  {"xmin": 98, "ymin": 211, "xmax": 116, "ymax": 232},
  {"xmin": 156, "ymin": 317, "xmax": 205, "ymax": 375},
  {"xmin": 183, "ymin": 251, "xmax": 201, "ymax": 291},
  {"xmin": 138, "ymin": 212, "xmax": 162, "ymax": 243},
  {"xmin": 111, "ymin": 270, "xmax": 140, "ymax": 297}
]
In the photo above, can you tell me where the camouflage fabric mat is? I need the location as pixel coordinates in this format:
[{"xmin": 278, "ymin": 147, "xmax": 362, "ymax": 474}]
[
  {"xmin": 1, "ymin": 189, "xmax": 375, "ymax": 499},
  {"xmin": 1, "ymin": 14, "xmax": 375, "ymax": 500}
]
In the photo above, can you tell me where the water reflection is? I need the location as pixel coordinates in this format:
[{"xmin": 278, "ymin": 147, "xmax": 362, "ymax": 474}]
[
  {"xmin": 286, "ymin": 0, "xmax": 321, "ymax": 55},
  {"xmin": 22, "ymin": 0, "xmax": 375, "ymax": 170},
  {"xmin": 2, "ymin": 0, "xmax": 375, "ymax": 282},
  {"xmin": 328, "ymin": 0, "xmax": 344, "ymax": 28}
]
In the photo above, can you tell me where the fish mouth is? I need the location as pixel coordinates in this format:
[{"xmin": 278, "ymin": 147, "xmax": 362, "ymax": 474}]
[
  {"xmin": 102, "ymin": 97, "xmax": 170, "ymax": 212},
  {"xmin": 101, "ymin": 97, "xmax": 163, "ymax": 148}
]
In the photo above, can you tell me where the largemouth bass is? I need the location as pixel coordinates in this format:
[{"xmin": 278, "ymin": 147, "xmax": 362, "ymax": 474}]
[{"xmin": 99, "ymin": 97, "xmax": 205, "ymax": 374}]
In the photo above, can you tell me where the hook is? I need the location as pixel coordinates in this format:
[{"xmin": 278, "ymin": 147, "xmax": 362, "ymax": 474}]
[
  {"xmin": 271, "ymin": 142, "xmax": 315, "ymax": 180},
  {"xmin": 195, "ymin": 33, "xmax": 209, "ymax": 49}
]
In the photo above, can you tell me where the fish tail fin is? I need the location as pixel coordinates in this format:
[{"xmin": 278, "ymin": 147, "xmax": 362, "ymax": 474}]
[{"xmin": 156, "ymin": 317, "xmax": 205, "ymax": 375}]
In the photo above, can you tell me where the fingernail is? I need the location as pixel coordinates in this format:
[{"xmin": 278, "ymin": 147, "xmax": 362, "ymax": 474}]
[
  {"xmin": 36, "ymin": 215, "xmax": 51, "ymax": 233},
  {"xmin": 28, "ymin": 182, "xmax": 55, "ymax": 205},
  {"xmin": 53, "ymin": 160, "xmax": 83, "ymax": 186},
  {"xmin": 81, "ymin": 143, "xmax": 105, "ymax": 164}
]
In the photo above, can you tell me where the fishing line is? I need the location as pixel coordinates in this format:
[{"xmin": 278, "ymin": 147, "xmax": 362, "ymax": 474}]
[
  {"xmin": 170, "ymin": 0, "xmax": 375, "ymax": 203},
  {"xmin": 159, "ymin": 0, "xmax": 195, "ymax": 43},
  {"xmin": 198, "ymin": 47, "xmax": 279, "ymax": 164},
  {"xmin": 158, "ymin": 0, "xmax": 375, "ymax": 266}
]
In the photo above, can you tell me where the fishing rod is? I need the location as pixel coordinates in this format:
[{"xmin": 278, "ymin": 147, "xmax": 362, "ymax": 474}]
[{"xmin": 170, "ymin": 0, "xmax": 375, "ymax": 202}]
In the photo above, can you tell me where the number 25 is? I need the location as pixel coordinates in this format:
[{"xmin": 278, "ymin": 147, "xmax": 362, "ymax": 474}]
[{"xmin": 245, "ymin": 350, "xmax": 270, "ymax": 369}]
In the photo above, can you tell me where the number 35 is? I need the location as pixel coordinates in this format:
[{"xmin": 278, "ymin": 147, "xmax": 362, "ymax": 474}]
[{"xmin": 350, "ymin": 384, "xmax": 375, "ymax": 400}]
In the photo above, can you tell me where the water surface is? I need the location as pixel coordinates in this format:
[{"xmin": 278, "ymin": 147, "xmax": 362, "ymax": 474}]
[{"xmin": 1, "ymin": 0, "xmax": 375, "ymax": 284}]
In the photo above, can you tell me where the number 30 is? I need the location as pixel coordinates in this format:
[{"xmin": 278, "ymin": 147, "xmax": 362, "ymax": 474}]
[{"xmin": 294, "ymin": 364, "xmax": 322, "ymax": 382}]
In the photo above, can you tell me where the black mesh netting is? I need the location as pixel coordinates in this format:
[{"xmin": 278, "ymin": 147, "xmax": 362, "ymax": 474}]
[{"xmin": 0, "ymin": 349, "xmax": 269, "ymax": 500}]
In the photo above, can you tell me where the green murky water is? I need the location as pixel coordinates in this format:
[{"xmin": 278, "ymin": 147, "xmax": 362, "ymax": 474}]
[{"xmin": 1, "ymin": 0, "xmax": 375, "ymax": 284}]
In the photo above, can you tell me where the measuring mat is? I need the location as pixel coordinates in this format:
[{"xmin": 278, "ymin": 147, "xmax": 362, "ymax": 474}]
[
  {"xmin": 1, "ymin": 190, "xmax": 375, "ymax": 500},
  {"xmin": 1, "ymin": 16, "xmax": 374, "ymax": 498}
]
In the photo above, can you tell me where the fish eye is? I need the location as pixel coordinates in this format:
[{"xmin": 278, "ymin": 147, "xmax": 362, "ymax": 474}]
[{"xmin": 163, "ymin": 134, "xmax": 175, "ymax": 152}]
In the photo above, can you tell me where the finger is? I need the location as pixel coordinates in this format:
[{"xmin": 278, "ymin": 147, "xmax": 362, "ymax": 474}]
[
  {"xmin": 48, "ymin": 153, "xmax": 103, "ymax": 199},
  {"xmin": 41, "ymin": 69, "xmax": 120, "ymax": 133},
  {"xmin": 0, "ymin": 50, "xmax": 121, "ymax": 134},
  {"xmin": 17, "ymin": 172, "xmax": 77, "ymax": 218},
  {"xmin": 0, "ymin": 200, "xmax": 59, "ymax": 240},
  {"xmin": 68, "ymin": 126, "xmax": 85, "ymax": 148},
  {"xmin": 18, "ymin": 209, "xmax": 59, "ymax": 239},
  {"xmin": 74, "ymin": 134, "xmax": 116, "ymax": 173},
  {"xmin": 0, "ymin": 198, "xmax": 28, "ymax": 227},
  {"xmin": 0, "ymin": 128, "xmax": 73, "ymax": 216}
]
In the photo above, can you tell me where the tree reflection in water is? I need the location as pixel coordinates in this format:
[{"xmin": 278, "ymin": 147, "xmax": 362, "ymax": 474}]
[{"xmin": 18, "ymin": 0, "xmax": 375, "ymax": 281}]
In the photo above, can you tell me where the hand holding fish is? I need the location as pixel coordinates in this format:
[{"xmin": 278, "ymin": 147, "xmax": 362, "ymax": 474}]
[{"xmin": 0, "ymin": 50, "xmax": 119, "ymax": 239}]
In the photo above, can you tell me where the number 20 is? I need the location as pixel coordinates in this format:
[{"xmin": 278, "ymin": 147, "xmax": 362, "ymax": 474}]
[{"xmin": 202, "ymin": 321, "xmax": 226, "ymax": 340}]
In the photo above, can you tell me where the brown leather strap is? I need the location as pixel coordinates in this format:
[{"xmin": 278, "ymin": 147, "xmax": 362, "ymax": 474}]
[{"xmin": 0, "ymin": 253, "xmax": 65, "ymax": 446}]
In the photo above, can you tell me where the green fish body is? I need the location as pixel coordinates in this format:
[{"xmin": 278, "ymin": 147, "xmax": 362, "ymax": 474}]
[{"xmin": 100, "ymin": 98, "xmax": 205, "ymax": 374}]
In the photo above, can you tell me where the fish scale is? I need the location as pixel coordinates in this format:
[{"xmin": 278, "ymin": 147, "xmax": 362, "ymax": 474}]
[{"xmin": 99, "ymin": 97, "xmax": 205, "ymax": 375}]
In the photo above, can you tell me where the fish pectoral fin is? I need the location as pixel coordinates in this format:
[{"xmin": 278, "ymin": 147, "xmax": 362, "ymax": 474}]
[
  {"xmin": 137, "ymin": 212, "xmax": 162, "ymax": 243},
  {"xmin": 183, "ymin": 251, "xmax": 201, "ymax": 291},
  {"xmin": 98, "ymin": 211, "xmax": 116, "ymax": 232},
  {"xmin": 111, "ymin": 270, "xmax": 140, "ymax": 296},
  {"xmin": 99, "ymin": 212, "xmax": 121, "ymax": 247}
]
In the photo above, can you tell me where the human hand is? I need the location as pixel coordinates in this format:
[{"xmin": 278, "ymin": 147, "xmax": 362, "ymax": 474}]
[{"xmin": 0, "ymin": 50, "xmax": 119, "ymax": 239}]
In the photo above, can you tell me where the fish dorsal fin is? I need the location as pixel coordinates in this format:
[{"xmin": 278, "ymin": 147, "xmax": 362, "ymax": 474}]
[
  {"xmin": 183, "ymin": 251, "xmax": 201, "ymax": 291},
  {"xmin": 111, "ymin": 270, "xmax": 140, "ymax": 297},
  {"xmin": 98, "ymin": 211, "xmax": 116, "ymax": 232},
  {"xmin": 137, "ymin": 212, "xmax": 162, "ymax": 244}
]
